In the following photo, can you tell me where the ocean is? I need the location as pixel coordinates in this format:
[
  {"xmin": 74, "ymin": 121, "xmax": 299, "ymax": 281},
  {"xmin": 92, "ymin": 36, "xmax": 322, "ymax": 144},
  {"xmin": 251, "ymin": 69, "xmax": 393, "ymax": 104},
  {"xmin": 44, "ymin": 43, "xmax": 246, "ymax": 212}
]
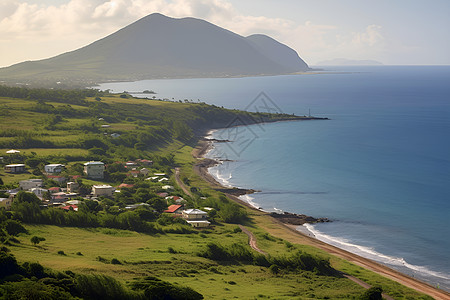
[{"xmin": 97, "ymin": 66, "xmax": 450, "ymax": 291}]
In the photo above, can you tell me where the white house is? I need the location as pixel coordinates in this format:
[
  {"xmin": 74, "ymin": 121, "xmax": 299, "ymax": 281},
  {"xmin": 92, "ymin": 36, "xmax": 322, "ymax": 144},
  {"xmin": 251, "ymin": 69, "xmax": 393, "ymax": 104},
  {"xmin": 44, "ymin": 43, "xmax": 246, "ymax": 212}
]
[
  {"xmin": 84, "ymin": 161, "xmax": 105, "ymax": 179},
  {"xmin": 19, "ymin": 179, "xmax": 44, "ymax": 190},
  {"xmin": 67, "ymin": 182, "xmax": 79, "ymax": 193},
  {"xmin": 182, "ymin": 209, "xmax": 210, "ymax": 228},
  {"xmin": 92, "ymin": 185, "xmax": 115, "ymax": 197},
  {"xmin": 5, "ymin": 164, "xmax": 26, "ymax": 173},
  {"xmin": 0, "ymin": 197, "xmax": 12, "ymax": 210},
  {"xmin": 30, "ymin": 187, "xmax": 48, "ymax": 199},
  {"xmin": 44, "ymin": 164, "xmax": 64, "ymax": 174}
]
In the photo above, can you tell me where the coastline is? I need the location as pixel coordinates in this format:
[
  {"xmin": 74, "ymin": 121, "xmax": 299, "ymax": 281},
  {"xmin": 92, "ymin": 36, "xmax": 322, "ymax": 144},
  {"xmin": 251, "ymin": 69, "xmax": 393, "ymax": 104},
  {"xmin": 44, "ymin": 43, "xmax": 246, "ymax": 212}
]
[{"xmin": 192, "ymin": 132, "xmax": 450, "ymax": 300}]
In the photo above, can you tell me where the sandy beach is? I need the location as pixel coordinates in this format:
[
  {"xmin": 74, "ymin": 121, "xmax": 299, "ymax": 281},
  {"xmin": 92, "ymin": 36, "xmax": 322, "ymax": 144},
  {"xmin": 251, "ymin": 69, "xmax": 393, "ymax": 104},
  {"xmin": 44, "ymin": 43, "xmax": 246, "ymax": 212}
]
[{"xmin": 192, "ymin": 137, "xmax": 450, "ymax": 300}]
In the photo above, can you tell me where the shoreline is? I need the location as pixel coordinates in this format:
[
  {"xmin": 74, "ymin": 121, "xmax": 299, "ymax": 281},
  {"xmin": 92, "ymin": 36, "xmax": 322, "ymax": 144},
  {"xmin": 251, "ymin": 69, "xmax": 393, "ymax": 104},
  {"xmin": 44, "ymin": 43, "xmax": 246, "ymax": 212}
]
[{"xmin": 192, "ymin": 131, "xmax": 450, "ymax": 299}]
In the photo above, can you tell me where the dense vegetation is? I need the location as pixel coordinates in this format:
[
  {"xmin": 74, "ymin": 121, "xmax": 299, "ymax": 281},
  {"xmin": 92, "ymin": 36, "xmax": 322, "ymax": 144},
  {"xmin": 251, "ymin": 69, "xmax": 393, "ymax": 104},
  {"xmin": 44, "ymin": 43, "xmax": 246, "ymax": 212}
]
[{"xmin": 0, "ymin": 246, "xmax": 203, "ymax": 299}]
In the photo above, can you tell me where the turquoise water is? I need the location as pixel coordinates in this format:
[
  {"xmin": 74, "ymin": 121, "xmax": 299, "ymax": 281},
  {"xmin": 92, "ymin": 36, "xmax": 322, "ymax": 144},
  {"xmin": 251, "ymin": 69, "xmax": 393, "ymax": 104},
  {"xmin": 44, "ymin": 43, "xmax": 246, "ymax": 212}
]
[{"xmin": 98, "ymin": 66, "xmax": 450, "ymax": 290}]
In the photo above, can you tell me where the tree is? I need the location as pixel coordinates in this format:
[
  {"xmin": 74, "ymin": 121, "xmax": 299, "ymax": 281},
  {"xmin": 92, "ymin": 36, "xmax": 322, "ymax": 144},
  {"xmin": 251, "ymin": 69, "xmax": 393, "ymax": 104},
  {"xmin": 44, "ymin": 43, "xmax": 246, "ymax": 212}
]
[
  {"xmin": 2, "ymin": 219, "xmax": 28, "ymax": 236},
  {"xmin": 360, "ymin": 287, "xmax": 383, "ymax": 300},
  {"xmin": 30, "ymin": 236, "xmax": 46, "ymax": 246}
]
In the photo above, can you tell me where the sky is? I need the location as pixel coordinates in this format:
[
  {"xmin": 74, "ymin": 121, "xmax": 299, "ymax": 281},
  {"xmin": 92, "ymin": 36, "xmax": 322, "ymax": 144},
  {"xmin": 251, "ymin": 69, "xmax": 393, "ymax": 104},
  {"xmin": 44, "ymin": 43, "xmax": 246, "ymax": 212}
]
[{"xmin": 0, "ymin": 0, "xmax": 449, "ymax": 67}]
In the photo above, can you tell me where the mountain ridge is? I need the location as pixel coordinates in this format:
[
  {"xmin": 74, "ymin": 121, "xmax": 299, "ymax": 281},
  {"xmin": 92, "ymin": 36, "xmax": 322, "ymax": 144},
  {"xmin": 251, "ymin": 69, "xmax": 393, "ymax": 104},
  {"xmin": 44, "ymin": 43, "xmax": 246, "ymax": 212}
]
[{"xmin": 0, "ymin": 13, "xmax": 310, "ymax": 87}]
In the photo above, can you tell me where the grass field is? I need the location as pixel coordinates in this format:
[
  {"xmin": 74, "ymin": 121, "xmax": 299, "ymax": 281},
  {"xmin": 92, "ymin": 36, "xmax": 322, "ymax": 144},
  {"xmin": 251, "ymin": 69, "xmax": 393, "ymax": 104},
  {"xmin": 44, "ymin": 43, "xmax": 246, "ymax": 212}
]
[{"xmin": 13, "ymin": 224, "xmax": 367, "ymax": 299}]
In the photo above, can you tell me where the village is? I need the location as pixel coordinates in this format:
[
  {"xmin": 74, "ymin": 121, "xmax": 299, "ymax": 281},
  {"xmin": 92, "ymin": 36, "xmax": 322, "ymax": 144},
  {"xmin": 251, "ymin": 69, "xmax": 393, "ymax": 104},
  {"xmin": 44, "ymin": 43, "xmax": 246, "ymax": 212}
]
[{"xmin": 1, "ymin": 152, "xmax": 212, "ymax": 229}]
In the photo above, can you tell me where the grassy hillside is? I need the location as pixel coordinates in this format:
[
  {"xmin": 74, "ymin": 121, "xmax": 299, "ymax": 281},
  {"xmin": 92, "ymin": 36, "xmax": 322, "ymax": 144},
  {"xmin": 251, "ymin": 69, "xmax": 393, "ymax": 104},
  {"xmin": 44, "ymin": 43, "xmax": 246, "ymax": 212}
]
[{"xmin": 0, "ymin": 87, "xmax": 434, "ymax": 299}]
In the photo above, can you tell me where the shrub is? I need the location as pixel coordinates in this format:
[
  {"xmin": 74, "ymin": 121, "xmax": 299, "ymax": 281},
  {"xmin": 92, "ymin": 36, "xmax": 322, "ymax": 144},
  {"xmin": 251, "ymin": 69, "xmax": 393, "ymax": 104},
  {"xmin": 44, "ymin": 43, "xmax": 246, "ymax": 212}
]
[
  {"xmin": 30, "ymin": 236, "xmax": 46, "ymax": 245},
  {"xmin": 2, "ymin": 220, "xmax": 28, "ymax": 236},
  {"xmin": 129, "ymin": 276, "xmax": 203, "ymax": 300},
  {"xmin": 360, "ymin": 286, "xmax": 383, "ymax": 300},
  {"xmin": 111, "ymin": 258, "xmax": 122, "ymax": 265},
  {"xmin": 74, "ymin": 273, "xmax": 138, "ymax": 300},
  {"xmin": 57, "ymin": 250, "xmax": 66, "ymax": 256},
  {"xmin": 269, "ymin": 264, "xmax": 280, "ymax": 275}
]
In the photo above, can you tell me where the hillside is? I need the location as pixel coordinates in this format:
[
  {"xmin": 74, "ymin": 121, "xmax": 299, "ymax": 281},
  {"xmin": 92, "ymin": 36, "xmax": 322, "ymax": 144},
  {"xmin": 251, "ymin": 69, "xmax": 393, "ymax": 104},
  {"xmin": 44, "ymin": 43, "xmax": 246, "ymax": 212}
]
[{"xmin": 0, "ymin": 13, "xmax": 310, "ymax": 87}]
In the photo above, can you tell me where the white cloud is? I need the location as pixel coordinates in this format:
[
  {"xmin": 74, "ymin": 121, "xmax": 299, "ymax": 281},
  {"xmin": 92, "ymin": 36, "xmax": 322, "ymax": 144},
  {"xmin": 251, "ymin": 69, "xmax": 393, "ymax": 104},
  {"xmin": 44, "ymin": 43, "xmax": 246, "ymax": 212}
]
[
  {"xmin": 352, "ymin": 25, "xmax": 384, "ymax": 47},
  {"xmin": 0, "ymin": 0, "xmax": 388, "ymax": 67}
]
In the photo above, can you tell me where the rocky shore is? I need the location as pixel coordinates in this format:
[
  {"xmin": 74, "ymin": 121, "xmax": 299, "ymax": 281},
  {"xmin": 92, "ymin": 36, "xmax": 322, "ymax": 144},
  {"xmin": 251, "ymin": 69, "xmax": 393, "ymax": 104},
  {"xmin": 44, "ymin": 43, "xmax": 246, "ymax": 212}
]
[{"xmin": 269, "ymin": 211, "xmax": 330, "ymax": 225}]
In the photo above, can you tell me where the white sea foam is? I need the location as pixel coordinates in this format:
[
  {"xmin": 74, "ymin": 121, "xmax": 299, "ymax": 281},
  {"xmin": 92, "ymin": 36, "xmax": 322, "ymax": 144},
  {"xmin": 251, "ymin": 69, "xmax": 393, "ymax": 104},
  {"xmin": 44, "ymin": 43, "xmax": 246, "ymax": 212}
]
[
  {"xmin": 205, "ymin": 129, "xmax": 217, "ymax": 139},
  {"xmin": 303, "ymin": 224, "xmax": 450, "ymax": 281},
  {"xmin": 239, "ymin": 194, "xmax": 262, "ymax": 210},
  {"xmin": 208, "ymin": 165, "xmax": 233, "ymax": 188}
]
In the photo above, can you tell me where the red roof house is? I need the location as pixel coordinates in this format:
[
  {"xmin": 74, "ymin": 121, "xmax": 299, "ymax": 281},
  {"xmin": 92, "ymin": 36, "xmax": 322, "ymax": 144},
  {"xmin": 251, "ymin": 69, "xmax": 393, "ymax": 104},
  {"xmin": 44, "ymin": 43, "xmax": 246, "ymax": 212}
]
[
  {"xmin": 60, "ymin": 204, "xmax": 78, "ymax": 211},
  {"xmin": 118, "ymin": 183, "xmax": 134, "ymax": 189},
  {"xmin": 164, "ymin": 204, "xmax": 184, "ymax": 214},
  {"xmin": 48, "ymin": 187, "xmax": 61, "ymax": 193}
]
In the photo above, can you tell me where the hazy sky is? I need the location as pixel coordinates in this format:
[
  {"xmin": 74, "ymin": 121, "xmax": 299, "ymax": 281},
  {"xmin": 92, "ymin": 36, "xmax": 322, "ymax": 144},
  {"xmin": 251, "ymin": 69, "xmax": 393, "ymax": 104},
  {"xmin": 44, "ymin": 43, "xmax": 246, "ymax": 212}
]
[{"xmin": 1, "ymin": 0, "xmax": 449, "ymax": 67}]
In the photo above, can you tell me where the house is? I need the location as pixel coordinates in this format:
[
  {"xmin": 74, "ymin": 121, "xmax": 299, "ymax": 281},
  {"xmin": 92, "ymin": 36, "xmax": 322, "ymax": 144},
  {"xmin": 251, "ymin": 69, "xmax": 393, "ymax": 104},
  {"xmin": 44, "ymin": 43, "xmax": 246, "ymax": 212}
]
[
  {"xmin": 182, "ymin": 209, "xmax": 210, "ymax": 228},
  {"xmin": 0, "ymin": 197, "xmax": 12, "ymax": 210},
  {"xmin": 161, "ymin": 185, "xmax": 174, "ymax": 190},
  {"xmin": 84, "ymin": 161, "xmax": 105, "ymax": 179},
  {"xmin": 101, "ymin": 124, "xmax": 110, "ymax": 128},
  {"xmin": 157, "ymin": 192, "xmax": 169, "ymax": 198},
  {"xmin": 125, "ymin": 161, "xmax": 137, "ymax": 167},
  {"xmin": 30, "ymin": 187, "xmax": 48, "ymax": 199},
  {"xmin": 67, "ymin": 182, "xmax": 79, "ymax": 193},
  {"xmin": 6, "ymin": 149, "xmax": 20, "ymax": 154},
  {"xmin": 19, "ymin": 179, "xmax": 43, "ymax": 190},
  {"xmin": 125, "ymin": 203, "xmax": 150, "ymax": 210},
  {"xmin": 154, "ymin": 173, "xmax": 166, "ymax": 177},
  {"xmin": 129, "ymin": 169, "xmax": 140, "ymax": 177},
  {"xmin": 164, "ymin": 204, "xmax": 184, "ymax": 214},
  {"xmin": 158, "ymin": 177, "xmax": 169, "ymax": 182},
  {"xmin": 60, "ymin": 204, "xmax": 78, "ymax": 211},
  {"xmin": 5, "ymin": 164, "xmax": 26, "ymax": 173},
  {"xmin": 140, "ymin": 168, "xmax": 150, "ymax": 176},
  {"xmin": 44, "ymin": 164, "xmax": 64, "ymax": 174},
  {"xmin": 92, "ymin": 185, "xmax": 115, "ymax": 197},
  {"xmin": 165, "ymin": 196, "xmax": 186, "ymax": 204},
  {"xmin": 118, "ymin": 183, "xmax": 134, "ymax": 189},
  {"xmin": 48, "ymin": 187, "xmax": 61, "ymax": 193},
  {"xmin": 51, "ymin": 192, "xmax": 68, "ymax": 202},
  {"xmin": 137, "ymin": 159, "xmax": 153, "ymax": 166},
  {"xmin": 47, "ymin": 175, "xmax": 66, "ymax": 184},
  {"xmin": 111, "ymin": 133, "xmax": 121, "ymax": 138}
]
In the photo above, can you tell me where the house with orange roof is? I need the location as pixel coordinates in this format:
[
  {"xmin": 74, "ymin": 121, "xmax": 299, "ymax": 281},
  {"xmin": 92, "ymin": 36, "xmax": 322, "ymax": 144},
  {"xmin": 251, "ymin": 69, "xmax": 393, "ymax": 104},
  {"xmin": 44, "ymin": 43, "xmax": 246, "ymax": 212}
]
[{"xmin": 164, "ymin": 204, "xmax": 184, "ymax": 214}]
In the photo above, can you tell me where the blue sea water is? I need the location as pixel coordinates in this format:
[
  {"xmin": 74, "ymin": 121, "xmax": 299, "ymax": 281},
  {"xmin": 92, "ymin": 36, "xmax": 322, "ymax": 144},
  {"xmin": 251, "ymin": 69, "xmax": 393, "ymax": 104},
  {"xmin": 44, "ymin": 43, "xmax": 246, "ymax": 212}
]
[{"xmin": 98, "ymin": 66, "xmax": 450, "ymax": 290}]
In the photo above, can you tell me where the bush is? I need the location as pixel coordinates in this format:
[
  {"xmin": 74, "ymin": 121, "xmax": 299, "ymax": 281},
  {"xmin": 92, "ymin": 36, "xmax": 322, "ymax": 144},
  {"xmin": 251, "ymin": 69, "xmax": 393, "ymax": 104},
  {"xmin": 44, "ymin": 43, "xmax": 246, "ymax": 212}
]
[
  {"xmin": 57, "ymin": 250, "xmax": 66, "ymax": 256},
  {"xmin": 111, "ymin": 258, "xmax": 122, "ymax": 265},
  {"xmin": 2, "ymin": 220, "xmax": 28, "ymax": 236},
  {"xmin": 75, "ymin": 273, "xmax": 138, "ymax": 300},
  {"xmin": 30, "ymin": 236, "xmax": 46, "ymax": 245},
  {"xmin": 129, "ymin": 276, "xmax": 203, "ymax": 300},
  {"xmin": 269, "ymin": 264, "xmax": 280, "ymax": 275},
  {"xmin": 360, "ymin": 286, "xmax": 383, "ymax": 300}
]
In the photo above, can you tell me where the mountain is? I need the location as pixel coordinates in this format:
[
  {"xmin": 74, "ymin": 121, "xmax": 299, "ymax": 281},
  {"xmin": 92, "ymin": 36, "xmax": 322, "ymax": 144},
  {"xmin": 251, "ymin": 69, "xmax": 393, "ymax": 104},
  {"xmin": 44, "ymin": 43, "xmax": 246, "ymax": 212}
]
[
  {"xmin": 246, "ymin": 34, "xmax": 309, "ymax": 71},
  {"xmin": 316, "ymin": 58, "xmax": 383, "ymax": 66},
  {"xmin": 0, "ymin": 13, "xmax": 310, "ymax": 87}
]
